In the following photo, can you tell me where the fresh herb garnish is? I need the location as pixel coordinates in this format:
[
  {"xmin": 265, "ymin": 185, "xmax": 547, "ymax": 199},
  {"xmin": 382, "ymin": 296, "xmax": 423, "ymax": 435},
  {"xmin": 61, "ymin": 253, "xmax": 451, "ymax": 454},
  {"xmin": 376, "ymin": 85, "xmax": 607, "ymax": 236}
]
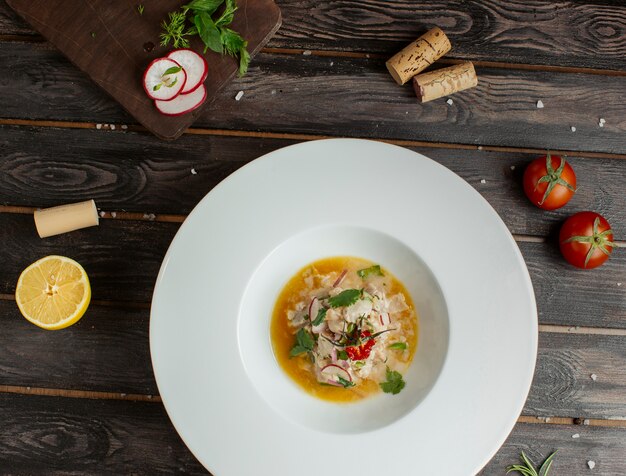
[
  {"xmin": 311, "ymin": 307, "xmax": 327, "ymax": 326},
  {"xmin": 507, "ymin": 451, "xmax": 557, "ymax": 476},
  {"xmin": 91, "ymin": 32, "xmax": 96, "ymax": 38},
  {"xmin": 337, "ymin": 350, "xmax": 348, "ymax": 360},
  {"xmin": 328, "ymin": 289, "xmax": 361, "ymax": 308},
  {"xmin": 163, "ymin": 66, "xmax": 182, "ymax": 75},
  {"xmin": 160, "ymin": 0, "xmax": 250, "ymax": 76},
  {"xmin": 357, "ymin": 264, "xmax": 384, "ymax": 279},
  {"xmin": 289, "ymin": 328, "xmax": 315, "ymax": 357},
  {"xmin": 380, "ymin": 367, "xmax": 405, "ymax": 395},
  {"xmin": 354, "ymin": 360, "xmax": 365, "ymax": 369},
  {"xmin": 336, "ymin": 376, "xmax": 355, "ymax": 388},
  {"xmin": 137, "ymin": 4, "xmax": 144, "ymax": 15},
  {"xmin": 153, "ymin": 83, "xmax": 163, "ymax": 91},
  {"xmin": 388, "ymin": 342, "xmax": 408, "ymax": 350}
]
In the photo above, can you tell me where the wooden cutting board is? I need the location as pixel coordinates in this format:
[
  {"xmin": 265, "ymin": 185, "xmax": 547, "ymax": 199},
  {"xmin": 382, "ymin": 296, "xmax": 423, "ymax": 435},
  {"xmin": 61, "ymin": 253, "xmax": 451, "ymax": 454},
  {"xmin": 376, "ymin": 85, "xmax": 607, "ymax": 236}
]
[{"xmin": 7, "ymin": 0, "xmax": 281, "ymax": 140}]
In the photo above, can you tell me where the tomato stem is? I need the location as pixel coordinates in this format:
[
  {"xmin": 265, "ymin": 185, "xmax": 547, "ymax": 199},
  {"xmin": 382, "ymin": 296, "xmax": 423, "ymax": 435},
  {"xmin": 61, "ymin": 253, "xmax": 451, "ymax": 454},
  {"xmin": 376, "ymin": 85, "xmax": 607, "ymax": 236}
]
[
  {"xmin": 562, "ymin": 217, "xmax": 615, "ymax": 267},
  {"xmin": 535, "ymin": 153, "xmax": 576, "ymax": 205}
]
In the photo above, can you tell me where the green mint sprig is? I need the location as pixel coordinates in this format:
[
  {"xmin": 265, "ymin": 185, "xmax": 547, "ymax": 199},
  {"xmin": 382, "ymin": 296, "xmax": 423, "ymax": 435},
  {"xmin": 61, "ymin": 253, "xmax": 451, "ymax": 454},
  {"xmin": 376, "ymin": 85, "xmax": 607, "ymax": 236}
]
[{"xmin": 160, "ymin": 0, "xmax": 250, "ymax": 76}]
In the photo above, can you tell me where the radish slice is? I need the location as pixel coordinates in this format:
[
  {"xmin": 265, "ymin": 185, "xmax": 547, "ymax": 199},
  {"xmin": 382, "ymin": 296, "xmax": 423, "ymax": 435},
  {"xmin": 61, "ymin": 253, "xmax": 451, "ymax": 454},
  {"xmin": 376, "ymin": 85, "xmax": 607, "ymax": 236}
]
[
  {"xmin": 155, "ymin": 85, "xmax": 207, "ymax": 116},
  {"xmin": 320, "ymin": 364, "xmax": 352, "ymax": 385},
  {"xmin": 332, "ymin": 269, "xmax": 347, "ymax": 287},
  {"xmin": 167, "ymin": 49, "xmax": 208, "ymax": 94},
  {"xmin": 309, "ymin": 297, "xmax": 320, "ymax": 322},
  {"xmin": 379, "ymin": 312, "xmax": 391, "ymax": 326},
  {"xmin": 143, "ymin": 58, "xmax": 187, "ymax": 101}
]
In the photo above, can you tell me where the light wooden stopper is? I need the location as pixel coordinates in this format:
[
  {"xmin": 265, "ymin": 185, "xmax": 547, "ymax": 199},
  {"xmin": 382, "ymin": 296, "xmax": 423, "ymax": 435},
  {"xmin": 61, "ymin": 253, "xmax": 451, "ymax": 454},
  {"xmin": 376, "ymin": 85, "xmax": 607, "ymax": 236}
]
[
  {"xmin": 385, "ymin": 27, "xmax": 452, "ymax": 85},
  {"xmin": 412, "ymin": 61, "xmax": 478, "ymax": 103},
  {"xmin": 34, "ymin": 199, "xmax": 99, "ymax": 238}
]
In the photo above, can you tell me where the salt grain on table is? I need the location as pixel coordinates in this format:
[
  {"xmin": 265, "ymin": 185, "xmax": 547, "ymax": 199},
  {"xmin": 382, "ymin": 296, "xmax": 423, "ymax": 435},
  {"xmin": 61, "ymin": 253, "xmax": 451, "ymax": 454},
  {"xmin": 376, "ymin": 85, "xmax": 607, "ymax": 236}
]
[
  {"xmin": 446, "ymin": 98, "xmax": 454, "ymax": 105},
  {"xmin": 99, "ymin": 211, "xmax": 105, "ymax": 218},
  {"xmin": 591, "ymin": 373, "xmax": 597, "ymax": 381},
  {"xmin": 480, "ymin": 179, "xmax": 486, "ymax": 184},
  {"xmin": 235, "ymin": 91, "xmax": 244, "ymax": 101},
  {"xmin": 536, "ymin": 100, "xmax": 544, "ymax": 108},
  {"xmin": 510, "ymin": 165, "xmax": 516, "ymax": 170},
  {"xmin": 588, "ymin": 460, "xmax": 596, "ymax": 469},
  {"xmin": 191, "ymin": 168, "xmax": 197, "ymax": 175},
  {"xmin": 121, "ymin": 125, "xmax": 128, "ymax": 130},
  {"xmin": 572, "ymin": 433, "xmax": 580, "ymax": 438},
  {"xmin": 302, "ymin": 50, "xmax": 312, "ymax": 56},
  {"xmin": 583, "ymin": 419, "xmax": 590, "ymax": 425},
  {"xmin": 571, "ymin": 126, "xmax": 577, "ymax": 132},
  {"xmin": 110, "ymin": 124, "xmax": 116, "ymax": 130},
  {"xmin": 96, "ymin": 123, "xmax": 102, "ymax": 130},
  {"xmin": 329, "ymin": 61, "xmax": 334, "ymax": 66},
  {"xmin": 111, "ymin": 212, "xmax": 117, "ymax": 218}
]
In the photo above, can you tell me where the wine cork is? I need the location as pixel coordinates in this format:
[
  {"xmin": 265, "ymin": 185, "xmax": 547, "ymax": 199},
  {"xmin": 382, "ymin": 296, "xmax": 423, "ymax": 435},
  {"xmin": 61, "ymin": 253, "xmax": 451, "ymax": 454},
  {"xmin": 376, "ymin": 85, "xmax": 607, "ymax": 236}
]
[
  {"xmin": 412, "ymin": 61, "xmax": 478, "ymax": 103},
  {"xmin": 34, "ymin": 200, "xmax": 99, "ymax": 238},
  {"xmin": 386, "ymin": 27, "xmax": 452, "ymax": 85}
]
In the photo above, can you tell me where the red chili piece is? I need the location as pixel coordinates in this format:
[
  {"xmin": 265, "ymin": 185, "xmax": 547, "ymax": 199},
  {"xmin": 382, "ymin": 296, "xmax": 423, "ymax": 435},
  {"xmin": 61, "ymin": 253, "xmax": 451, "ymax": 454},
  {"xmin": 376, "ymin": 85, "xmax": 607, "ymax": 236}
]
[{"xmin": 346, "ymin": 331, "xmax": 376, "ymax": 360}]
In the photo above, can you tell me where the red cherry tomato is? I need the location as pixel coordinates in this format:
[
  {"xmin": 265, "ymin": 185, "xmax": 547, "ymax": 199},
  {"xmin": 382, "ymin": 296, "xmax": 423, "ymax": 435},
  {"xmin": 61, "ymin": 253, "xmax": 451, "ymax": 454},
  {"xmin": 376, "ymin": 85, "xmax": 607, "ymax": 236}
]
[
  {"xmin": 559, "ymin": 212, "xmax": 614, "ymax": 269},
  {"xmin": 523, "ymin": 154, "xmax": 576, "ymax": 210}
]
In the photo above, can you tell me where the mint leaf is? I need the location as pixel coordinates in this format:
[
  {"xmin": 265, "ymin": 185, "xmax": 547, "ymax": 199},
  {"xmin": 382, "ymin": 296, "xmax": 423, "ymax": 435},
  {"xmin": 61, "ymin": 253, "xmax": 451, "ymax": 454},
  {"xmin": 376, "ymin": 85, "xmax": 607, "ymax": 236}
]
[
  {"xmin": 221, "ymin": 27, "xmax": 245, "ymax": 56},
  {"xmin": 289, "ymin": 328, "xmax": 314, "ymax": 357},
  {"xmin": 357, "ymin": 264, "xmax": 384, "ymax": 279},
  {"xmin": 380, "ymin": 367, "xmax": 405, "ymax": 395},
  {"xmin": 311, "ymin": 307, "xmax": 327, "ymax": 326},
  {"xmin": 388, "ymin": 342, "xmax": 407, "ymax": 350},
  {"xmin": 195, "ymin": 12, "xmax": 223, "ymax": 53},
  {"xmin": 215, "ymin": 0, "xmax": 237, "ymax": 27},
  {"xmin": 184, "ymin": 0, "xmax": 224, "ymax": 14},
  {"xmin": 163, "ymin": 66, "xmax": 182, "ymax": 75},
  {"xmin": 328, "ymin": 289, "xmax": 361, "ymax": 308},
  {"xmin": 238, "ymin": 42, "xmax": 250, "ymax": 76}
]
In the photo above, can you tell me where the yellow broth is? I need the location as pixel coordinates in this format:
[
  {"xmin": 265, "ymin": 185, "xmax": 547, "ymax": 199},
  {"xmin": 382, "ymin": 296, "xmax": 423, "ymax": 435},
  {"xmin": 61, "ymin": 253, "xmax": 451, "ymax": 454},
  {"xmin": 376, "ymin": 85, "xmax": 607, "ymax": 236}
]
[{"xmin": 270, "ymin": 256, "xmax": 418, "ymax": 402}]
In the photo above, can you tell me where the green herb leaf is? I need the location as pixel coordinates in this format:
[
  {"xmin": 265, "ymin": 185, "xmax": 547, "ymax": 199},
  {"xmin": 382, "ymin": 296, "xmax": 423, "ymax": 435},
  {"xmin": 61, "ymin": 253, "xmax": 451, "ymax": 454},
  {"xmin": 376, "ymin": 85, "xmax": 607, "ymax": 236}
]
[
  {"xmin": 337, "ymin": 350, "xmax": 348, "ymax": 360},
  {"xmin": 184, "ymin": 0, "xmax": 224, "ymax": 14},
  {"xmin": 336, "ymin": 376, "xmax": 355, "ymax": 388},
  {"xmin": 194, "ymin": 12, "xmax": 223, "ymax": 53},
  {"xmin": 238, "ymin": 42, "xmax": 250, "ymax": 76},
  {"xmin": 328, "ymin": 289, "xmax": 361, "ymax": 308},
  {"xmin": 166, "ymin": 76, "xmax": 178, "ymax": 88},
  {"xmin": 163, "ymin": 66, "xmax": 182, "ymax": 76},
  {"xmin": 388, "ymin": 342, "xmax": 408, "ymax": 350},
  {"xmin": 214, "ymin": 0, "xmax": 237, "ymax": 27},
  {"xmin": 137, "ymin": 4, "xmax": 144, "ymax": 15},
  {"xmin": 311, "ymin": 307, "xmax": 327, "ymax": 327},
  {"xmin": 357, "ymin": 265, "xmax": 384, "ymax": 279},
  {"xmin": 289, "ymin": 328, "xmax": 314, "ymax": 357},
  {"xmin": 354, "ymin": 360, "xmax": 365, "ymax": 369},
  {"xmin": 153, "ymin": 83, "xmax": 162, "ymax": 91},
  {"xmin": 160, "ymin": 11, "xmax": 191, "ymax": 48},
  {"xmin": 379, "ymin": 367, "xmax": 405, "ymax": 395}
]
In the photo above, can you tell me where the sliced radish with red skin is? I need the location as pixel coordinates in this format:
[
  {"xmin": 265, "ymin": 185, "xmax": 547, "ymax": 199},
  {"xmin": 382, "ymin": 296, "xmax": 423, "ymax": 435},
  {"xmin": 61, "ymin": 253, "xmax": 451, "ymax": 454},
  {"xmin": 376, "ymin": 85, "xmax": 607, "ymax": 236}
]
[
  {"xmin": 167, "ymin": 49, "xmax": 208, "ymax": 94},
  {"xmin": 332, "ymin": 269, "xmax": 347, "ymax": 287},
  {"xmin": 143, "ymin": 58, "xmax": 187, "ymax": 101},
  {"xmin": 320, "ymin": 364, "xmax": 352, "ymax": 384},
  {"xmin": 309, "ymin": 297, "xmax": 320, "ymax": 322},
  {"xmin": 379, "ymin": 312, "xmax": 391, "ymax": 326},
  {"xmin": 155, "ymin": 85, "xmax": 207, "ymax": 116}
]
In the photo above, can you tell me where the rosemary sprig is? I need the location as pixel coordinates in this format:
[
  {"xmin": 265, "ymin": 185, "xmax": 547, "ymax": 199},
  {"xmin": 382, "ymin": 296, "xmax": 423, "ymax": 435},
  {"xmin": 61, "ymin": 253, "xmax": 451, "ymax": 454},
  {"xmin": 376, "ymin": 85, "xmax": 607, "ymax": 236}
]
[{"xmin": 507, "ymin": 451, "xmax": 557, "ymax": 476}]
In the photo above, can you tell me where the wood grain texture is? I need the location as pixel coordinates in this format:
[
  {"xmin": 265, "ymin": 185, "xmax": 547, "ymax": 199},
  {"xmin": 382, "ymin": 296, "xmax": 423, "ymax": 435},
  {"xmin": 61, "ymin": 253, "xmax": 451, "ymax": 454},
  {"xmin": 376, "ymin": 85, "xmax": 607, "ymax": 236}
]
[
  {"xmin": 479, "ymin": 422, "xmax": 626, "ymax": 475},
  {"xmin": 2, "ymin": 0, "xmax": 626, "ymax": 72},
  {"xmin": 0, "ymin": 213, "xmax": 177, "ymax": 303},
  {"xmin": 525, "ymin": 333, "xmax": 626, "ymax": 419},
  {"xmin": 2, "ymin": 42, "xmax": 626, "ymax": 153},
  {"xmin": 2, "ymin": 125, "xmax": 626, "ymax": 238},
  {"xmin": 0, "ymin": 214, "xmax": 624, "ymax": 328},
  {"xmin": 0, "ymin": 300, "xmax": 157, "ymax": 395},
  {"xmin": 5, "ymin": 0, "xmax": 281, "ymax": 139},
  {"xmin": 1, "ymin": 295, "xmax": 624, "ymax": 418},
  {"xmin": 0, "ymin": 393, "xmax": 207, "ymax": 474}
]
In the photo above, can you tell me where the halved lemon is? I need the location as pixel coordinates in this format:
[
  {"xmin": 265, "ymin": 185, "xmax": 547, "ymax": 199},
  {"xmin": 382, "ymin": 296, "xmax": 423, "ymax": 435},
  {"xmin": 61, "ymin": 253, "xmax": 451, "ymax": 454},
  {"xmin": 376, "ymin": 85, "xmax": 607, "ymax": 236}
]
[{"xmin": 15, "ymin": 255, "xmax": 91, "ymax": 330}]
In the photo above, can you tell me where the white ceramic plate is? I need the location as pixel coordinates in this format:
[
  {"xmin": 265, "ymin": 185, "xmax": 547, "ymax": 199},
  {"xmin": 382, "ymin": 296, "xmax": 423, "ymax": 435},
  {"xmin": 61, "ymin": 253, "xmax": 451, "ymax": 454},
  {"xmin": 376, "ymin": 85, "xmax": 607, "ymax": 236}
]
[{"xmin": 150, "ymin": 138, "xmax": 537, "ymax": 476}]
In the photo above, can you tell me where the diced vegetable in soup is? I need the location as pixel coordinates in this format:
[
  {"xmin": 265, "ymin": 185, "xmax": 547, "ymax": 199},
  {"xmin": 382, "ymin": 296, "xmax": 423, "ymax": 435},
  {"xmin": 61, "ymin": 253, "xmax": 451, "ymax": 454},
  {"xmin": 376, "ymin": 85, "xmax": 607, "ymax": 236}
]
[{"xmin": 270, "ymin": 257, "xmax": 418, "ymax": 402}]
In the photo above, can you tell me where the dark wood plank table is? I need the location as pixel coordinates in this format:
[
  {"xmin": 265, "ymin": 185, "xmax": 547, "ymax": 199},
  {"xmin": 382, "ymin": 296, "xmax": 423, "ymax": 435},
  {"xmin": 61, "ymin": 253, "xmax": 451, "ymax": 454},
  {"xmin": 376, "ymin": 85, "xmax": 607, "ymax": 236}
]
[{"xmin": 1, "ymin": 1, "xmax": 625, "ymax": 474}]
